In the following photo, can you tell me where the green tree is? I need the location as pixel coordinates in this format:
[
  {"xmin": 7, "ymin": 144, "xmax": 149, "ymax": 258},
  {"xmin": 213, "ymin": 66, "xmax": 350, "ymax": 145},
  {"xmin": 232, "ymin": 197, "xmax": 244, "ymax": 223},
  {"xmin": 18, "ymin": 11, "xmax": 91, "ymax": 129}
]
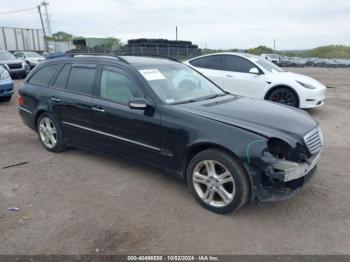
[
  {"xmin": 308, "ymin": 45, "xmax": 350, "ymax": 58},
  {"xmin": 246, "ymin": 45, "xmax": 274, "ymax": 55},
  {"xmin": 47, "ymin": 31, "xmax": 73, "ymax": 41},
  {"xmin": 105, "ymin": 37, "xmax": 122, "ymax": 50}
]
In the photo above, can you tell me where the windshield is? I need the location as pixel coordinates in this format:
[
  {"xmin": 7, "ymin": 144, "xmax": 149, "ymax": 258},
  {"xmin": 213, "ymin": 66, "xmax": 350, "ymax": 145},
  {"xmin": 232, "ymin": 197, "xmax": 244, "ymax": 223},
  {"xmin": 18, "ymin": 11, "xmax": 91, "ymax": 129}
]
[
  {"xmin": 0, "ymin": 51, "xmax": 16, "ymax": 60},
  {"xmin": 255, "ymin": 58, "xmax": 285, "ymax": 73},
  {"xmin": 137, "ymin": 63, "xmax": 226, "ymax": 104},
  {"xmin": 25, "ymin": 52, "xmax": 41, "ymax": 58}
]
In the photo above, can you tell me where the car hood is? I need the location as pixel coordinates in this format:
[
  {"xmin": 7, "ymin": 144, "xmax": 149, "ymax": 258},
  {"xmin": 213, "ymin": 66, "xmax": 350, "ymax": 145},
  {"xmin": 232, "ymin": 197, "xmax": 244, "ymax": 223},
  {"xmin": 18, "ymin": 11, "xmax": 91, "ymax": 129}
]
[
  {"xmin": 174, "ymin": 95, "xmax": 317, "ymax": 146},
  {"xmin": 268, "ymin": 71, "xmax": 326, "ymax": 88}
]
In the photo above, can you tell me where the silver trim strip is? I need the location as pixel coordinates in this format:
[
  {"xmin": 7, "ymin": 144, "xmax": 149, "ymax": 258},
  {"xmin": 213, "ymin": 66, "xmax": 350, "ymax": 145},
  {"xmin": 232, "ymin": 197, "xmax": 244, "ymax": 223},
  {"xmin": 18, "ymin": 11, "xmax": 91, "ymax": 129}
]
[
  {"xmin": 62, "ymin": 121, "xmax": 161, "ymax": 151},
  {"xmin": 19, "ymin": 106, "xmax": 33, "ymax": 114}
]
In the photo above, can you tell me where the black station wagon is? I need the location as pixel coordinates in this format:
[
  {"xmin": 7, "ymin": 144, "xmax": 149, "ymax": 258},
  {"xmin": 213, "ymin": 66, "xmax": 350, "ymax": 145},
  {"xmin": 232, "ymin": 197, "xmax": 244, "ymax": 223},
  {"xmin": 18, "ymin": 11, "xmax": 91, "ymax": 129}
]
[{"xmin": 18, "ymin": 55, "xmax": 323, "ymax": 213}]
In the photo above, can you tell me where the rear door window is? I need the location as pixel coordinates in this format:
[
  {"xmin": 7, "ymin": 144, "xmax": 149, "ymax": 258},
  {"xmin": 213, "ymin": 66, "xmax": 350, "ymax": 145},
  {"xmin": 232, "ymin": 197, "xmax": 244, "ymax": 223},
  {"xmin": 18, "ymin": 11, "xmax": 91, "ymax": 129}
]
[
  {"xmin": 52, "ymin": 64, "xmax": 71, "ymax": 89},
  {"xmin": 28, "ymin": 64, "xmax": 63, "ymax": 86},
  {"xmin": 189, "ymin": 55, "xmax": 224, "ymax": 70},
  {"xmin": 66, "ymin": 64, "xmax": 97, "ymax": 95}
]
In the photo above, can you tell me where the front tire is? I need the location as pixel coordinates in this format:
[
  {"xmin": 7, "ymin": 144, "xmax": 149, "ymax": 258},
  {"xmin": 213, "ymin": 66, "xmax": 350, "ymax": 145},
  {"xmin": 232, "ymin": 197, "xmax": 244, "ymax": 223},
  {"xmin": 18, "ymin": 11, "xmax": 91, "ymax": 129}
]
[
  {"xmin": 37, "ymin": 113, "xmax": 66, "ymax": 153},
  {"xmin": 187, "ymin": 149, "xmax": 250, "ymax": 214},
  {"xmin": 267, "ymin": 87, "xmax": 298, "ymax": 107}
]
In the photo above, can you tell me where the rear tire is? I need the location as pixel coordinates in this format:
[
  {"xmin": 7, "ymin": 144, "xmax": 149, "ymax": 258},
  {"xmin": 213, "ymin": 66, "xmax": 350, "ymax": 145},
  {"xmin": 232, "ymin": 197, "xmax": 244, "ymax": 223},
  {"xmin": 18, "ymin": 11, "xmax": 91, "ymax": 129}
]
[
  {"xmin": 267, "ymin": 87, "xmax": 298, "ymax": 107},
  {"xmin": 187, "ymin": 149, "xmax": 250, "ymax": 214},
  {"xmin": 37, "ymin": 113, "xmax": 67, "ymax": 153}
]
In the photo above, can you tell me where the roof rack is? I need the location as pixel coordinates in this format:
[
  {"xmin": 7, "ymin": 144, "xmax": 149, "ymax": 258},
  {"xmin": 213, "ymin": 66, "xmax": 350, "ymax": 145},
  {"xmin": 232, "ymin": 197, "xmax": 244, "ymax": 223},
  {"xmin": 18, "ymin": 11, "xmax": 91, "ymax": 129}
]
[{"xmin": 70, "ymin": 53, "xmax": 129, "ymax": 64}]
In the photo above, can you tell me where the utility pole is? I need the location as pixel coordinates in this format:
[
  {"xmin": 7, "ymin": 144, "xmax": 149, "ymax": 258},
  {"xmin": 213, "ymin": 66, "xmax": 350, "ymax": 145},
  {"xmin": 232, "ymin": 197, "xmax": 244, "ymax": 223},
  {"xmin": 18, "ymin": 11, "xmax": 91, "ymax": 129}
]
[
  {"xmin": 176, "ymin": 26, "xmax": 178, "ymax": 41},
  {"xmin": 273, "ymin": 39, "xmax": 276, "ymax": 53},
  {"xmin": 41, "ymin": 1, "xmax": 51, "ymax": 36},
  {"xmin": 38, "ymin": 5, "xmax": 49, "ymax": 52}
]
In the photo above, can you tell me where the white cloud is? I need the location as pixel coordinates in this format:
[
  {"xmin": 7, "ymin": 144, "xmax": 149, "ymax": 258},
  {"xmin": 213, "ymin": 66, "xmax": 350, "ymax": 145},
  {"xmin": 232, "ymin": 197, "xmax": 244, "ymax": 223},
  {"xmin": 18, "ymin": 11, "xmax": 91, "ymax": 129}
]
[{"xmin": 0, "ymin": 0, "xmax": 349, "ymax": 49}]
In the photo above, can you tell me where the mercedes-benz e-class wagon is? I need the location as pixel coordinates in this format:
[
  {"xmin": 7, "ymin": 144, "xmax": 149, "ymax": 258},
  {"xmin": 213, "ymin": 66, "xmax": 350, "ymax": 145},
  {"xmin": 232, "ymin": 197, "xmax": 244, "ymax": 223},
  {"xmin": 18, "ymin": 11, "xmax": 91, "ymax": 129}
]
[{"xmin": 18, "ymin": 55, "xmax": 323, "ymax": 213}]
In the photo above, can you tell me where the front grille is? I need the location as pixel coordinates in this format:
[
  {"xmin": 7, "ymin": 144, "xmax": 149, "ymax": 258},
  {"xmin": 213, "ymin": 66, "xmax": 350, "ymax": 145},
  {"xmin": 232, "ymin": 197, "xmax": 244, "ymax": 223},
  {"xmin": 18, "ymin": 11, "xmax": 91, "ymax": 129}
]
[
  {"xmin": 7, "ymin": 63, "xmax": 23, "ymax": 70},
  {"xmin": 304, "ymin": 127, "xmax": 323, "ymax": 154}
]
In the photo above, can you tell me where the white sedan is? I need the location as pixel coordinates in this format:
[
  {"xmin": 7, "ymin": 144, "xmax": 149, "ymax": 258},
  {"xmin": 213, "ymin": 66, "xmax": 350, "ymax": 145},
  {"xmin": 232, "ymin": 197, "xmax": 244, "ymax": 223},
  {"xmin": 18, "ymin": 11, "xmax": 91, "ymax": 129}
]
[
  {"xmin": 14, "ymin": 51, "xmax": 45, "ymax": 69},
  {"xmin": 184, "ymin": 53, "xmax": 326, "ymax": 108}
]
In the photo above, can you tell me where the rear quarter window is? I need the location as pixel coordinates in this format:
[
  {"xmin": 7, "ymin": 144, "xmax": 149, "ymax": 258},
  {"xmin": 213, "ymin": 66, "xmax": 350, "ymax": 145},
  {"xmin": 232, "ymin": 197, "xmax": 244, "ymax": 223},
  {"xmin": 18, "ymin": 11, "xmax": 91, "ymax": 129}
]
[
  {"xmin": 28, "ymin": 64, "xmax": 63, "ymax": 86},
  {"xmin": 52, "ymin": 64, "xmax": 71, "ymax": 89}
]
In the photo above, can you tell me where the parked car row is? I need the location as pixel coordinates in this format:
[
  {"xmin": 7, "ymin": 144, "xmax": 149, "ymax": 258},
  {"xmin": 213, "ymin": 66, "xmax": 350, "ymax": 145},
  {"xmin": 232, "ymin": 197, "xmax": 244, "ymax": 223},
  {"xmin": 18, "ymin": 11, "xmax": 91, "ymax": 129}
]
[
  {"xmin": 279, "ymin": 56, "xmax": 350, "ymax": 68},
  {"xmin": 0, "ymin": 50, "xmax": 45, "ymax": 102},
  {"xmin": 257, "ymin": 53, "xmax": 350, "ymax": 68}
]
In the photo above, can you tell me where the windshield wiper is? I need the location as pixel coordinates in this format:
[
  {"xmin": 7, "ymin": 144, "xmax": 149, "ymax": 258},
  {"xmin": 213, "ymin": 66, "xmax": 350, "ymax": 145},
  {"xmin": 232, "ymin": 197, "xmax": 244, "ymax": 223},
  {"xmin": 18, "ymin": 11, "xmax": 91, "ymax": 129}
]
[
  {"xmin": 171, "ymin": 93, "xmax": 226, "ymax": 105},
  {"xmin": 205, "ymin": 93, "xmax": 227, "ymax": 100}
]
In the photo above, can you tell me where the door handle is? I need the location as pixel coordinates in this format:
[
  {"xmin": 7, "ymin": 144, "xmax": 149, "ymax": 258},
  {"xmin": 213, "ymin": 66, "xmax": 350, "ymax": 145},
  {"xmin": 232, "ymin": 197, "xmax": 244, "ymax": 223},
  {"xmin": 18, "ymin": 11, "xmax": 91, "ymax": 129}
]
[
  {"xmin": 92, "ymin": 106, "xmax": 105, "ymax": 113},
  {"xmin": 226, "ymin": 74, "xmax": 234, "ymax": 77},
  {"xmin": 50, "ymin": 97, "xmax": 61, "ymax": 102}
]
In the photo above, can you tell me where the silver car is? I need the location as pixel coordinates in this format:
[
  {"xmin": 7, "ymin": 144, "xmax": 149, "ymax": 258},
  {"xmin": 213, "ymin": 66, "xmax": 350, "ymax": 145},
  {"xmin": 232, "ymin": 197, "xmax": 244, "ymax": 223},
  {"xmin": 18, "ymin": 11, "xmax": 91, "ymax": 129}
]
[
  {"xmin": 0, "ymin": 50, "xmax": 29, "ymax": 78},
  {"xmin": 14, "ymin": 51, "xmax": 45, "ymax": 69}
]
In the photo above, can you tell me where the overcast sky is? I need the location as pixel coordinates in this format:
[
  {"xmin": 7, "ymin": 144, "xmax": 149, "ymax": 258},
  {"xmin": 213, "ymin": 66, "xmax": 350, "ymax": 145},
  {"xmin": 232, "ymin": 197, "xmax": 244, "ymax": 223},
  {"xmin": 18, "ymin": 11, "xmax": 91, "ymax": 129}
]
[{"xmin": 0, "ymin": 0, "xmax": 349, "ymax": 50}]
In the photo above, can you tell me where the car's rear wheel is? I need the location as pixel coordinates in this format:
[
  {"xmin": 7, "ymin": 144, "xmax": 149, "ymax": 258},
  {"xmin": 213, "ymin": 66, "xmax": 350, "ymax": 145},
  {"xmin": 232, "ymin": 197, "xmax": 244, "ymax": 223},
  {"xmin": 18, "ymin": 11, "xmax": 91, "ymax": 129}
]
[
  {"xmin": 37, "ymin": 113, "xmax": 66, "ymax": 152},
  {"xmin": 187, "ymin": 149, "xmax": 250, "ymax": 214},
  {"xmin": 267, "ymin": 87, "xmax": 298, "ymax": 107}
]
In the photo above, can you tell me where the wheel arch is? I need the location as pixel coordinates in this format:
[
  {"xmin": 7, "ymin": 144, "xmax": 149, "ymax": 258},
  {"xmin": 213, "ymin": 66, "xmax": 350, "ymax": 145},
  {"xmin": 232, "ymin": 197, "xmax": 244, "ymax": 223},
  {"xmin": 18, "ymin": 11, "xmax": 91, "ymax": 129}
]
[
  {"xmin": 34, "ymin": 110, "xmax": 48, "ymax": 131},
  {"xmin": 264, "ymin": 84, "xmax": 300, "ymax": 107},
  {"xmin": 181, "ymin": 142, "xmax": 251, "ymax": 185}
]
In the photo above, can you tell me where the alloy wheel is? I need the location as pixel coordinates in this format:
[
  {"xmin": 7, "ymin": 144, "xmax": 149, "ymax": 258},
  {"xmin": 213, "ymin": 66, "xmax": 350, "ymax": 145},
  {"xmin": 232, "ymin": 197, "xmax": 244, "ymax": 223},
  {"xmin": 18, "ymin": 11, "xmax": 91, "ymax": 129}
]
[
  {"xmin": 39, "ymin": 117, "xmax": 57, "ymax": 149},
  {"xmin": 192, "ymin": 160, "xmax": 235, "ymax": 207},
  {"xmin": 269, "ymin": 88, "xmax": 297, "ymax": 107}
]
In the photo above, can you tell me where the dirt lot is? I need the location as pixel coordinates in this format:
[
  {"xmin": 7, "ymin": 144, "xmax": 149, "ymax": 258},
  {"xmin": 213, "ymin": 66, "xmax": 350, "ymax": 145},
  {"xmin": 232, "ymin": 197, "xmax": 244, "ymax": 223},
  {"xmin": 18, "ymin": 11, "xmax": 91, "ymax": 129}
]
[{"xmin": 0, "ymin": 67, "xmax": 349, "ymax": 255}]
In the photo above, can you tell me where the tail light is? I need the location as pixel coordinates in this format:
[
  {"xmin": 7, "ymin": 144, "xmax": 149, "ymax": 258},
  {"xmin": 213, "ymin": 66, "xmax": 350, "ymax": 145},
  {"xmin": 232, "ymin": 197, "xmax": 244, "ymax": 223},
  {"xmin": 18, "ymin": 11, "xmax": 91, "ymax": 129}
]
[{"xmin": 17, "ymin": 95, "xmax": 25, "ymax": 106}]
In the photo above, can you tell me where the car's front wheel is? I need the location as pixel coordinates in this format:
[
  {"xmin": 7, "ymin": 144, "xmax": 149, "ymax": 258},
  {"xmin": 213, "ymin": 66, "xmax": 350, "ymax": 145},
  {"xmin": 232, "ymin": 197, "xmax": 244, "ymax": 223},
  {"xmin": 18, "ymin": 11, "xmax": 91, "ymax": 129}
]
[
  {"xmin": 267, "ymin": 87, "xmax": 298, "ymax": 107},
  {"xmin": 37, "ymin": 113, "xmax": 67, "ymax": 152},
  {"xmin": 187, "ymin": 149, "xmax": 250, "ymax": 214}
]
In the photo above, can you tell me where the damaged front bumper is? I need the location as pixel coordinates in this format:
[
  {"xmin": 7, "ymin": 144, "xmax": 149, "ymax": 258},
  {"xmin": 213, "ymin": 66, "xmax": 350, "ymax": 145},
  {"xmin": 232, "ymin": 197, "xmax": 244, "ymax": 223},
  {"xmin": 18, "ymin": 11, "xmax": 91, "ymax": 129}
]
[
  {"xmin": 246, "ymin": 150, "xmax": 321, "ymax": 202},
  {"xmin": 264, "ymin": 151, "xmax": 321, "ymax": 182}
]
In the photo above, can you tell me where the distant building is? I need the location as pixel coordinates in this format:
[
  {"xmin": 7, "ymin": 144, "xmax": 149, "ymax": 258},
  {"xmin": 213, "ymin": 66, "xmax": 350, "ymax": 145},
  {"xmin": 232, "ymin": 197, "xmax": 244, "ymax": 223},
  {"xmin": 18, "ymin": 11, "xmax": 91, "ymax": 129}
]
[{"xmin": 0, "ymin": 27, "xmax": 45, "ymax": 52}]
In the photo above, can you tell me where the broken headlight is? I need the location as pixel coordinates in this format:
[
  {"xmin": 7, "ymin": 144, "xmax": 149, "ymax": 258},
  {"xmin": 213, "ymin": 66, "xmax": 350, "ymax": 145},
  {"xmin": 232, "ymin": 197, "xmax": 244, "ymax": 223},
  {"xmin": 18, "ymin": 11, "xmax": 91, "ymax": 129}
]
[
  {"xmin": 263, "ymin": 138, "xmax": 317, "ymax": 182},
  {"xmin": 266, "ymin": 138, "xmax": 308, "ymax": 163}
]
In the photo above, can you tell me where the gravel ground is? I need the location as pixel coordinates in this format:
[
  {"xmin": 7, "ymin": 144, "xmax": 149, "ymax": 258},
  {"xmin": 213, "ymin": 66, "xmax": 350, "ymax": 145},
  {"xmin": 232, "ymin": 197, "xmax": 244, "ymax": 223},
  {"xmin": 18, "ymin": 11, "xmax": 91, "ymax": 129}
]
[{"xmin": 0, "ymin": 67, "xmax": 349, "ymax": 255}]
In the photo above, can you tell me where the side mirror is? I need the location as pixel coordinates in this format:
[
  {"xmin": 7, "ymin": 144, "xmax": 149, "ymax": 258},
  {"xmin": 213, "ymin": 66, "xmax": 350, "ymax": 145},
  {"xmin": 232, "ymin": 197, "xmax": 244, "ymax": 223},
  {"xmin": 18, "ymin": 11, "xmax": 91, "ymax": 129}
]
[
  {"xmin": 128, "ymin": 98, "xmax": 151, "ymax": 110},
  {"xmin": 249, "ymin": 67, "xmax": 260, "ymax": 75}
]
